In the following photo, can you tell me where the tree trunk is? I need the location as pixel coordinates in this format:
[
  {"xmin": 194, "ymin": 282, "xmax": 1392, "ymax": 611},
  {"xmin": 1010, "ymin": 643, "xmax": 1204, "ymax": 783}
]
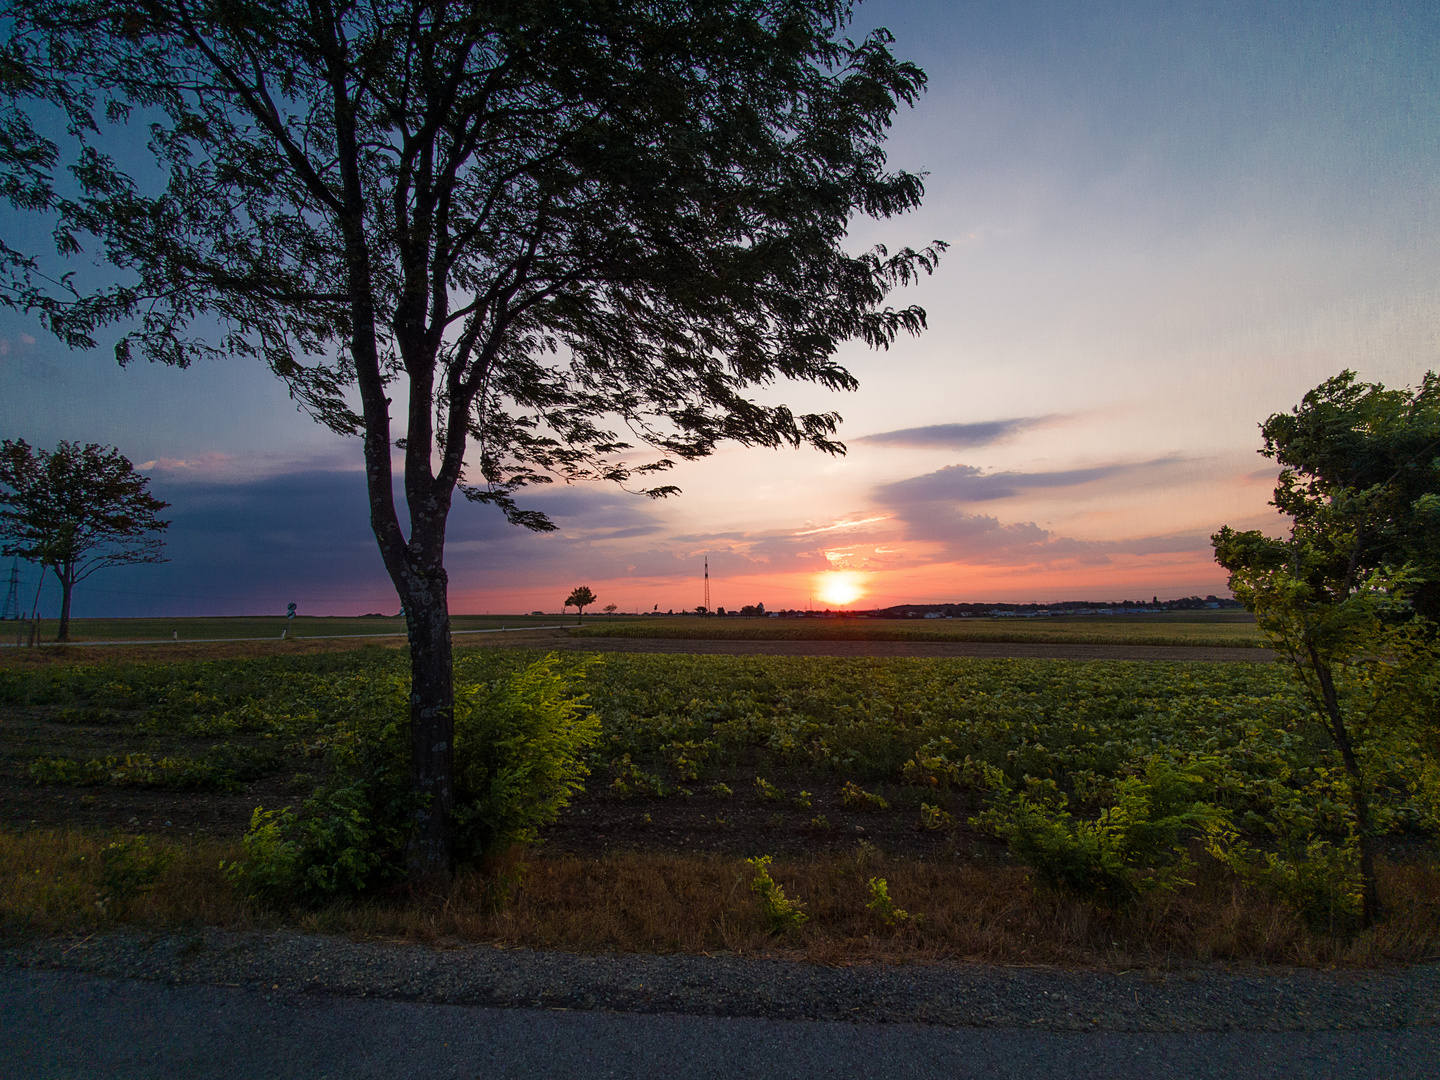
[
  {"xmin": 54, "ymin": 567, "xmax": 73, "ymax": 642},
  {"xmin": 401, "ymin": 572, "xmax": 455, "ymax": 882},
  {"xmin": 1308, "ymin": 645, "xmax": 1381, "ymax": 926}
]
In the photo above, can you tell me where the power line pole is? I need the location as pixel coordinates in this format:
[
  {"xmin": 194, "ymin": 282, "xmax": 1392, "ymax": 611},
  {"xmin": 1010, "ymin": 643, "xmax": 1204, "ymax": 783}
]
[
  {"xmin": 703, "ymin": 555, "xmax": 710, "ymax": 614},
  {"xmin": 1, "ymin": 558, "xmax": 19, "ymax": 621}
]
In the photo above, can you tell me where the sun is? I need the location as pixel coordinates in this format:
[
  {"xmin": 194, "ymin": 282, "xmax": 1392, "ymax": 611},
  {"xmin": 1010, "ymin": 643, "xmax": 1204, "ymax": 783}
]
[{"xmin": 815, "ymin": 571, "xmax": 866, "ymax": 607}]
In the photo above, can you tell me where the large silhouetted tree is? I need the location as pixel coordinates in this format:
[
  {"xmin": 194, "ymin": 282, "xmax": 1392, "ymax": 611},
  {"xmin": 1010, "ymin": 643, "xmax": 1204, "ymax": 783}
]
[
  {"xmin": 0, "ymin": 439, "xmax": 169, "ymax": 641},
  {"xmin": 0, "ymin": 0, "xmax": 942, "ymax": 877}
]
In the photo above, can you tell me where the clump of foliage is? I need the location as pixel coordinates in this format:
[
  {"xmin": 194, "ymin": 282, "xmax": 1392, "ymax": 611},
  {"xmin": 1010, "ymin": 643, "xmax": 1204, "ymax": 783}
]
[
  {"xmin": 840, "ymin": 781, "xmax": 889, "ymax": 812},
  {"xmin": 451, "ymin": 656, "xmax": 600, "ymax": 860},
  {"xmin": 28, "ymin": 743, "xmax": 279, "ymax": 793},
  {"xmin": 747, "ymin": 855, "xmax": 807, "ymax": 933},
  {"xmin": 609, "ymin": 755, "xmax": 669, "ymax": 799},
  {"xmin": 973, "ymin": 758, "xmax": 1229, "ymax": 904},
  {"xmin": 866, "ymin": 877, "xmax": 913, "ymax": 927},
  {"xmin": 97, "ymin": 836, "xmax": 174, "ymax": 907},
  {"xmin": 232, "ymin": 656, "xmax": 595, "ymax": 905},
  {"xmin": 917, "ymin": 802, "xmax": 952, "ymax": 831}
]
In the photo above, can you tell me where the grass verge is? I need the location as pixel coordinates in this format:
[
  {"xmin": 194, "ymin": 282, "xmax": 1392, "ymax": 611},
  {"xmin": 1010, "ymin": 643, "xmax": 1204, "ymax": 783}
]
[{"xmin": 4, "ymin": 829, "xmax": 1436, "ymax": 969}]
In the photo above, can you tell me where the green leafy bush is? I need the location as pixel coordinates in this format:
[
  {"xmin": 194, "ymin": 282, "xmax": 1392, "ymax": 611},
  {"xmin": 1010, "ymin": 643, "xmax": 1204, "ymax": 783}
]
[
  {"xmin": 98, "ymin": 836, "xmax": 174, "ymax": 904},
  {"xmin": 232, "ymin": 655, "xmax": 596, "ymax": 905},
  {"xmin": 452, "ymin": 655, "xmax": 601, "ymax": 860},
  {"xmin": 974, "ymin": 757, "xmax": 1229, "ymax": 904},
  {"xmin": 866, "ymin": 877, "xmax": 913, "ymax": 926},
  {"xmin": 747, "ymin": 855, "xmax": 807, "ymax": 933},
  {"xmin": 232, "ymin": 684, "xmax": 415, "ymax": 905}
]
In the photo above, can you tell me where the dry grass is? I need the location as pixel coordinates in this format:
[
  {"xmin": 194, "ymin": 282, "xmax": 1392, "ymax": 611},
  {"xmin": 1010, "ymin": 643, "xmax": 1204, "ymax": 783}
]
[{"xmin": 4, "ymin": 829, "xmax": 1437, "ymax": 969}]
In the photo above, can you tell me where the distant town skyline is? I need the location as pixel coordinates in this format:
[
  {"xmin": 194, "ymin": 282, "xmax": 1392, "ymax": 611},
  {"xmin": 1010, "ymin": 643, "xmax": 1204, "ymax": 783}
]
[{"xmin": 3, "ymin": 0, "xmax": 1437, "ymax": 618}]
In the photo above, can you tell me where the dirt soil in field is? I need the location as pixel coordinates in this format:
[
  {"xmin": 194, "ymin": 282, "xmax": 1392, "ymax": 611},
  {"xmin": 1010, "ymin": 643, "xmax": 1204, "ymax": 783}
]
[{"xmin": 0, "ymin": 734, "xmax": 990, "ymax": 862}]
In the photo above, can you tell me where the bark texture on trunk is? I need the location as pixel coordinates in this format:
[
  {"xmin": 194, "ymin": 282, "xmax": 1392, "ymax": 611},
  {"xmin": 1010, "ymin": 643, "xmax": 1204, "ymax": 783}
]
[
  {"xmin": 403, "ymin": 575, "xmax": 454, "ymax": 880},
  {"xmin": 55, "ymin": 567, "xmax": 74, "ymax": 642},
  {"xmin": 1308, "ymin": 644, "xmax": 1381, "ymax": 926}
]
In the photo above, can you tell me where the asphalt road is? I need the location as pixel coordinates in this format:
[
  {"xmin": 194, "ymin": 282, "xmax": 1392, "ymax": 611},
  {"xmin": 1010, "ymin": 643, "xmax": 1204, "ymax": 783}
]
[{"xmin": 3, "ymin": 966, "xmax": 1435, "ymax": 1080}]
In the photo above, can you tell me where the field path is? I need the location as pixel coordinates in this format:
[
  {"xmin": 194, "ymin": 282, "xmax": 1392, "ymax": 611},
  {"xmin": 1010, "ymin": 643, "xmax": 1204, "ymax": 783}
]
[{"xmin": 536, "ymin": 635, "xmax": 1275, "ymax": 663}]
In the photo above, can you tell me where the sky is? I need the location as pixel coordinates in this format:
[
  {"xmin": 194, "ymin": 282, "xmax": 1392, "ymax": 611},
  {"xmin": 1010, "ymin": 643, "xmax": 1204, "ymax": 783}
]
[{"xmin": 2, "ymin": 0, "xmax": 1438, "ymax": 618}]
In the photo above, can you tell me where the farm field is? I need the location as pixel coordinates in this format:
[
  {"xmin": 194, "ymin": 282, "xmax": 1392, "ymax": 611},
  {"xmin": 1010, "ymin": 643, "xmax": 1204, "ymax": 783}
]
[
  {"xmin": 2, "ymin": 644, "xmax": 1435, "ymax": 966},
  {"xmin": 2, "ymin": 613, "xmax": 569, "ymax": 645},
  {"xmin": 569, "ymin": 612, "xmax": 1267, "ymax": 649}
]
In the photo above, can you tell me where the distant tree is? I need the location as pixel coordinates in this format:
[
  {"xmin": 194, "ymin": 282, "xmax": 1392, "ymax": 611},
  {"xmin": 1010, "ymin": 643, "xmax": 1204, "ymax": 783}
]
[
  {"xmin": 0, "ymin": 0, "xmax": 939, "ymax": 880},
  {"xmin": 602, "ymin": 603, "xmax": 618, "ymax": 615},
  {"xmin": 0, "ymin": 439, "xmax": 169, "ymax": 641},
  {"xmin": 1213, "ymin": 370, "xmax": 1440, "ymax": 926},
  {"xmin": 565, "ymin": 586, "xmax": 597, "ymax": 621},
  {"xmin": 694, "ymin": 605, "xmax": 708, "ymax": 616}
]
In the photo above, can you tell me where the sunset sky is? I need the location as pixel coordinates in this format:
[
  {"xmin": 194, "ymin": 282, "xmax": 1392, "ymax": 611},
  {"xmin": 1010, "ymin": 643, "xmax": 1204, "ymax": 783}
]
[{"xmin": 2, "ymin": 0, "xmax": 1438, "ymax": 618}]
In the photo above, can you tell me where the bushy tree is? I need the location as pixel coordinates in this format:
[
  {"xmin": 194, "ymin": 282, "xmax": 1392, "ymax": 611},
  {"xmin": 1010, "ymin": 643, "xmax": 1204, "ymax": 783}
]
[
  {"xmin": 0, "ymin": 439, "xmax": 169, "ymax": 641},
  {"xmin": 1213, "ymin": 370, "xmax": 1440, "ymax": 925},
  {"xmin": 564, "ymin": 584, "xmax": 596, "ymax": 620},
  {"xmin": 0, "ymin": 0, "xmax": 940, "ymax": 876}
]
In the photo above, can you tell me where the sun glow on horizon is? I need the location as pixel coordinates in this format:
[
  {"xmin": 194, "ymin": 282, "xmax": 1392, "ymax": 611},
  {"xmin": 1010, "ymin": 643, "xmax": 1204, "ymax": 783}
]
[{"xmin": 815, "ymin": 571, "xmax": 867, "ymax": 607}]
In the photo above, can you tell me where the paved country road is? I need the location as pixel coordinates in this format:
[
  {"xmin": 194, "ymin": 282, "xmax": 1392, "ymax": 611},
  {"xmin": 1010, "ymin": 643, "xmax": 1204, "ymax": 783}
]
[
  {"xmin": 3, "ymin": 967, "xmax": 1437, "ymax": 1080},
  {"xmin": 3, "ymin": 930, "xmax": 1436, "ymax": 1079}
]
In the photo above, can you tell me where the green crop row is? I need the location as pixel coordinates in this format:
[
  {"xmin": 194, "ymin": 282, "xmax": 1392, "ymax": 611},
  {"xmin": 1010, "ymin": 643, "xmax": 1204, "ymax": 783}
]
[{"xmin": 6, "ymin": 647, "xmax": 1435, "ymax": 844}]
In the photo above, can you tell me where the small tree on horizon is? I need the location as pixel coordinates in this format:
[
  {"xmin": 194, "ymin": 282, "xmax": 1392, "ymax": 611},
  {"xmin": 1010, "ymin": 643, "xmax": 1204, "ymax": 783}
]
[
  {"xmin": 565, "ymin": 586, "xmax": 597, "ymax": 622},
  {"xmin": 0, "ymin": 439, "xmax": 170, "ymax": 641}
]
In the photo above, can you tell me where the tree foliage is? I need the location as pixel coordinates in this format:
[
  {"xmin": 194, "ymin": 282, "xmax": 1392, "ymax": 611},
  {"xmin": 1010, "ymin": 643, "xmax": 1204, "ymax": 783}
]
[
  {"xmin": 565, "ymin": 584, "xmax": 597, "ymax": 620},
  {"xmin": 0, "ymin": 439, "xmax": 169, "ymax": 640},
  {"xmin": 0, "ymin": 0, "xmax": 941, "ymax": 875},
  {"xmin": 1213, "ymin": 370, "xmax": 1440, "ymax": 926}
]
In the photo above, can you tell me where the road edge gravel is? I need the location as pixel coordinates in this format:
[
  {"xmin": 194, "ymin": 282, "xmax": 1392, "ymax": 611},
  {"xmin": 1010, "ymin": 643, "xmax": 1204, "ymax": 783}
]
[{"xmin": 3, "ymin": 928, "xmax": 1435, "ymax": 1032}]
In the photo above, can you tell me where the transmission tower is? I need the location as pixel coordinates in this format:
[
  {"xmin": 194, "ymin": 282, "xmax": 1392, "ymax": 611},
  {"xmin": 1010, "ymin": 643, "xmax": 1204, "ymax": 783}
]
[
  {"xmin": 1, "ymin": 558, "xmax": 19, "ymax": 621},
  {"xmin": 703, "ymin": 555, "xmax": 710, "ymax": 614}
]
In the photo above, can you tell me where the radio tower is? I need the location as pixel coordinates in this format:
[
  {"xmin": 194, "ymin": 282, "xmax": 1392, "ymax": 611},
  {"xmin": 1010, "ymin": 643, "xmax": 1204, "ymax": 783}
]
[
  {"xmin": 1, "ymin": 558, "xmax": 19, "ymax": 621},
  {"xmin": 703, "ymin": 555, "xmax": 710, "ymax": 614}
]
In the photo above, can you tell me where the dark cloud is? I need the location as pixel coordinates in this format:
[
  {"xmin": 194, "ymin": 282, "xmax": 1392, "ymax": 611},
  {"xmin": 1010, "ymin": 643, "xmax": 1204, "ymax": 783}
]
[
  {"xmin": 876, "ymin": 459, "xmax": 1174, "ymax": 505},
  {"xmin": 64, "ymin": 470, "xmax": 397, "ymax": 617},
  {"xmin": 870, "ymin": 458, "xmax": 1209, "ymax": 567},
  {"xmin": 855, "ymin": 416, "xmax": 1062, "ymax": 449}
]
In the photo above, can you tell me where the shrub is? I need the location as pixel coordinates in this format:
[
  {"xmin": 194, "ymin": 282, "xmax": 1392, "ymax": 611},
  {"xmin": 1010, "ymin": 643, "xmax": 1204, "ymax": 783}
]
[
  {"xmin": 452, "ymin": 655, "xmax": 601, "ymax": 859},
  {"xmin": 974, "ymin": 757, "xmax": 1229, "ymax": 904},
  {"xmin": 747, "ymin": 855, "xmax": 807, "ymax": 933},
  {"xmin": 233, "ymin": 655, "xmax": 596, "ymax": 905},
  {"xmin": 231, "ymin": 689, "xmax": 415, "ymax": 905},
  {"xmin": 866, "ymin": 877, "xmax": 912, "ymax": 927},
  {"xmin": 98, "ymin": 836, "xmax": 174, "ymax": 905}
]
